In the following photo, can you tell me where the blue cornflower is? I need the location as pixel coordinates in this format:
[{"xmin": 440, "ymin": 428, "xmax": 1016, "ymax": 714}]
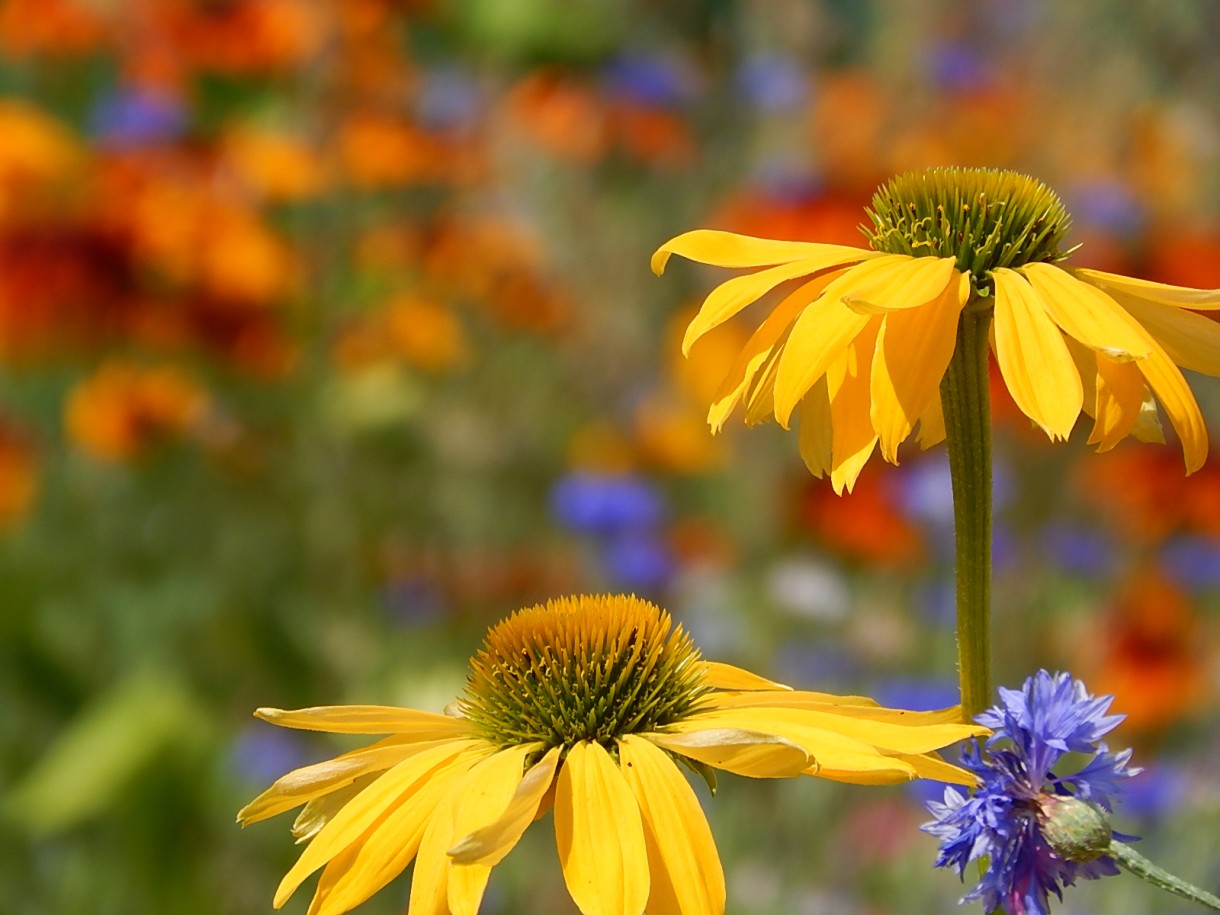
[{"xmin": 924, "ymin": 670, "xmax": 1140, "ymax": 914}]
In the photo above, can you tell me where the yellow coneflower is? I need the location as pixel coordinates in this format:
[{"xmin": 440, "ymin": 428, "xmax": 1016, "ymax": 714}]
[
  {"xmin": 653, "ymin": 167, "xmax": 1220, "ymax": 493},
  {"xmin": 239, "ymin": 594, "xmax": 986, "ymax": 915}
]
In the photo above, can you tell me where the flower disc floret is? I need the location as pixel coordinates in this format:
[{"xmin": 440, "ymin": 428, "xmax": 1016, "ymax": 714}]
[
  {"xmin": 459, "ymin": 594, "xmax": 710, "ymax": 752},
  {"xmin": 863, "ymin": 167, "xmax": 1074, "ymax": 293}
]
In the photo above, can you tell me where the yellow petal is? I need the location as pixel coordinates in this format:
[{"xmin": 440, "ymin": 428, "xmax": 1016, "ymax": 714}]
[
  {"xmin": 807, "ymin": 753, "xmax": 919, "ymax": 784},
  {"xmin": 651, "ymin": 229, "xmax": 872, "ymax": 275},
  {"xmin": 554, "ymin": 741, "xmax": 650, "ymax": 915},
  {"xmin": 796, "ymin": 376, "xmax": 833, "ymax": 478},
  {"xmin": 681, "ymin": 258, "xmax": 854, "ymax": 356},
  {"xmin": 306, "ymin": 749, "xmax": 481, "ymax": 915},
  {"xmin": 255, "ymin": 706, "xmax": 472, "ymax": 737},
  {"xmin": 651, "ymin": 727, "xmax": 809, "ymax": 778},
  {"xmin": 1064, "ymin": 337, "xmax": 1164, "ymax": 448},
  {"xmin": 1132, "ymin": 337, "xmax": 1210, "ymax": 473},
  {"xmin": 448, "ymin": 746, "xmax": 561, "ymax": 866},
  {"xmin": 293, "ymin": 777, "xmax": 374, "ymax": 843},
  {"xmin": 888, "ymin": 751, "xmax": 979, "ymax": 787},
  {"xmin": 1073, "ymin": 267, "xmax": 1220, "ymax": 310},
  {"xmin": 771, "ymin": 259, "xmax": 898, "ymax": 425},
  {"xmin": 871, "ymin": 272, "xmax": 968, "ymax": 461},
  {"xmin": 1020, "ymin": 263, "xmax": 1152, "ymax": 361},
  {"xmin": 239, "ymin": 736, "xmax": 449, "ymax": 826},
  {"xmin": 841, "ymin": 257, "xmax": 959, "ymax": 313},
  {"xmin": 712, "ymin": 692, "xmax": 977, "ymax": 728},
  {"xmin": 699, "ymin": 660, "xmax": 791, "ymax": 691},
  {"xmin": 618, "ymin": 735, "xmax": 725, "ymax": 915},
  {"xmin": 706, "ymin": 271, "xmax": 846, "ymax": 431},
  {"xmin": 446, "ymin": 745, "xmax": 538, "ymax": 915},
  {"xmin": 916, "ymin": 395, "xmax": 946, "ymax": 449},
  {"xmin": 827, "ymin": 321, "xmax": 881, "ymax": 493},
  {"xmin": 407, "ymin": 764, "xmax": 470, "ymax": 915},
  {"xmin": 274, "ymin": 739, "xmax": 481, "ymax": 909},
  {"xmin": 992, "ymin": 267, "xmax": 1083, "ymax": 440},
  {"xmin": 1107, "ymin": 292, "xmax": 1220, "ymax": 376}
]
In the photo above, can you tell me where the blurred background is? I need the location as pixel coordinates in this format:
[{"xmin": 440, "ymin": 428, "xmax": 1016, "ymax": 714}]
[{"xmin": 1, "ymin": 0, "xmax": 1218, "ymax": 912}]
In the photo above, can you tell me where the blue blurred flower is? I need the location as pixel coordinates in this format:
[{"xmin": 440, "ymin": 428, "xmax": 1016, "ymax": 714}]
[
  {"xmin": 90, "ymin": 87, "xmax": 187, "ymax": 147},
  {"xmin": 601, "ymin": 52, "xmax": 697, "ymax": 107},
  {"xmin": 549, "ymin": 471, "xmax": 665, "ymax": 535},
  {"xmin": 1042, "ymin": 522, "xmax": 1119, "ymax": 579},
  {"xmin": 924, "ymin": 42, "xmax": 994, "ymax": 91},
  {"xmin": 416, "ymin": 67, "xmax": 485, "ymax": 131},
  {"xmin": 229, "ymin": 725, "xmax": 313, "ymax": 785},
  {"xmin": 1160, "ymin": 535, "xmax": 1220, "ymax": 592},
  {"xmin": 734, "ymin": 53, "xmax": 809, "ymax": 111},
  {"xmin": 924, "ymin": 670, "xmax": 1139, "ymax": 915},
  {"xmin": 601, "ymin": 529, "xmax": 674, "ymax": 591}
]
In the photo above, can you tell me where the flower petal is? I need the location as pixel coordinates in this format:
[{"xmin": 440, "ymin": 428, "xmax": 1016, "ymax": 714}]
[
  {"xmin": 991, "ymin": 267, "xmax": 1083, "ymax": 440},
  {"xmin": 239, "ymin": 736, "xmax": 450, "ymax": 826},
  {"xmin": 554, "ymin": 741, "xmax": 650, "ymax": 915},
  {"xmin": 448, "ymin": 746, "xmax": 561, "ymax": 866},
  {"xmin": 916, "ymin": 395, "xmax": 946, "ymax": 449},
  {"xmin": 699, "ymin": 660, "xmax": 791, "ymax": 692},
  {"xmin": 1073, "ymin": 267, "xmax": 1220, "ymax": 310},
  {"xmin": 651, "ymin": 727, "xmax": 810, "ymax": 778},
  {"xmin": 889, "ymin": 751, "xmax": 978, "ymax": 787},
  {"xmin": 772, "ymin": 259, "xmax": 898, "ymax": 425},
  {"xmin": 1064, "ymin": 337, "xmax": 1164, "ymax": 447},
  {"xmin": 706, "ymin": 271, "xmax": 846, "ymax": 431},
  {"xmin": 1020, "ymin": 263, "xmax": 1152, "ymax": 361},
  {"xmin": 681, "ymin": 258, "xmax": 856, "ymax": 356},
  {"xmin": 827, "ymin": 321, "xmax": 881, "ymax": 493},
  {"xmin": 871, "ymin": 271, "xmax": 968, "ymax": 460},
  {"xmin": 273, "ymin": 739, "xmax": 482, "ymax": 909},
  {"xmin": 306, "ymin": 748, "xmax": 481, "ymax": 915},
  {"xmin": 1106, "ymin": 292, "xmax": 1220, "ymax": 376},
  {"xmin": 842, "ymin": 257, "xmax": 960, "ymax": 313},
  {"xmin": 255, "ymin": 706, "xmax": 472, "ymax": 737},
  {"xmin": 618, "ymin": 735, "xmax": 725, "ymax": 915},
  {"xmin": 796, "ymin": 376, "xmax": 833, "ymax": 478},
  {"xmin": 446, "ymin": 745, "xmax": 538, "ymax": 915},
  {"xmin": 1132, "ymin": 337, "xmax": 1210, "ymax": 472},
  {"xmin": 651, "ymin": 229, "xmax": 872, "ymax": 275}
]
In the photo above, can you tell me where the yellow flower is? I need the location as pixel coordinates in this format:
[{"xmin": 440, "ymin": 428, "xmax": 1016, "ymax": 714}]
[
  {"xmin": 653, "ymin": 167, "xmax": 1220, "ymax": 493},
  {"xmin": 239, "ymin": 594, "xmax": 986, "ymax": 915}
]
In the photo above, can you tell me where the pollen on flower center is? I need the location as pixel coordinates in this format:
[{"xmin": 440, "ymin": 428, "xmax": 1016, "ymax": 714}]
[
  {"xmin": 862, "ymin": 166, "xmax": 1074, "ymax": 293},
  {"xmin": 458, "ymin": 594, "xmax": 710, "ymax": 752}
]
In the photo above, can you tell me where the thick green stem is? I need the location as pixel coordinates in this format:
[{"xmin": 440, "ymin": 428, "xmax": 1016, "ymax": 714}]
[
  {"xmin": 1112, "ymin": 841, "xmax": 1220, "ymax": 910},
  {"xmin": 939, "ymin": 305, "xmax": 994, "ymax": 722}
]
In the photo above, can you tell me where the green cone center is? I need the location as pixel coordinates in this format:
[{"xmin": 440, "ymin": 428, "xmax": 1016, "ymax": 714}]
[
  {"xmin": 458, "ymin": 594, "xmax": 710, "ymax": 752},
  {"xmin": 862, "ymin": 166, "xmax": 1074, "ymax": 293}
]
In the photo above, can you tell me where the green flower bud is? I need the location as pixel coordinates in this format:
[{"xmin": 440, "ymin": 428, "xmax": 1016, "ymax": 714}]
[{"xmin": 1040, "ymin": 795, "xmax": 1114, "ymax": 863}]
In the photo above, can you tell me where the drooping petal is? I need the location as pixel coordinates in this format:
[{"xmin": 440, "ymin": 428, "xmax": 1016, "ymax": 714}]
[
  {"xmin": 448, "ymin": 746, "xmax": 562, "ymax": 866},
  {"xmin": 916, "ymin": 395, "xmax": 946, "ymax": 449},
  {"xmin": 273, "ymin": 739, "xmax": 482, "ymax": 909},
  {"xmin": 991, "ymin": 267, "xmax": 1083, "ymax": 440},
  {"xmin": 1131, "ymin": 337, "xmax": 1210, "ymax": 473},
  {"xmin": 699, "ymin": 661, "xmax": 791, "ymax": 692},
  {"xmin": 651, "ymin": 727, "xmax": 810, "ymax": 778},
  {"xmin": 681, "ymin": 258, "xmax": 857, "ymax": 356},
  {"xmin": 686, "ymin": 706, "xmax": 986, "ymax": 756},
  {"xmin": 889, "ymin": 751, "xmax": 979, "ymax": 786},
  {"xmin": 713, "ymin": 692, "xmax": 976, "ymax": 728},
  {"xmin": 407, "ymin": 763, "xmax": 469, "ymax": 915},
  {"xmin": 1020, "ymin": 263, "xmax": 1152, "ymax": 361},
  {"xmin": 771, "ymin": 259, "xmax": 899, "ymax": 425},
  {"xmin": 255, "ymin": 706, "xmax": 473, "ymax": 738},
  {"xmin": 842, "ymin": 257, "xmax": 960, "ymax": 313},
  {"xmin": 651, "ymin": 229, "xmax": 873, "ymax": 275},
  {"xmin": 871, "ymin": 271, "xmax": 969, "ymax": 460},
  {"xmin": 446, "ymin": 746, "xmax": 538, "ymax": 915},
  {"xmin": 1073, "ymin": 267, "xmax": 1220, "ymax": 310},
  {"xmin": 306, "ymin": 748, "xmax": 482, "ymax": 915},
  {"xmin": 239, "ymin": 736, "xmax": 452, "ymax": 826},
  {"xmin": 1107, "ymin": 292, "xmax": 1220, "ymax": 376},
  {"xmin": 796, "ymin": 376, "xmax": 833, "ymax": 478},
  {"xmin": 554, "ymin": 741, "xmax": 650, "ymax": 915},
  {"xmin": 618, "ymin": 735, "xmax": 725, "ymax": 915},
  {"xmin": 1064, "ymin": 337, "xmax": 1164, "ymax": 448},
  {"xmin": 827, "ymin": 321, "xmax": 881, "ymax": 493},
  {"xmin": 706, "ymin": 271, "xmax": 845, "ymax": 431},
  {"xmin": 293, "ymin": 777, "xmax": 374, "ymax": 843}
]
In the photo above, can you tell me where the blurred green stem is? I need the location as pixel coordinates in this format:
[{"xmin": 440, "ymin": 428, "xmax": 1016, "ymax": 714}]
[{"xmin": 939, "ymin": 304, "xmax": 993, "ymax": 722}]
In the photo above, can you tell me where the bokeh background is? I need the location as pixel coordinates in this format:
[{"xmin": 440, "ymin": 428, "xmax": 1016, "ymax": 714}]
[{"xmin": 2, "ymin": 1, "xmax": 1219, "ymax": 912}]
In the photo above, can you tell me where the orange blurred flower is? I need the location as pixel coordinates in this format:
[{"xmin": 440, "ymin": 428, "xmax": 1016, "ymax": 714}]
[
  {"xmin": 0, "ymin": 0, "xmax": 107, "ymax": 58},
  {"xmin": 1083, "ymin": 570, "xmax": 1209, "ymax": 735},
  {"xmin": 0, "ymin": 99, "xmax": 83, "ymax": 223},
  {"xmin": 0, "ymin": 422, "xmax": 39, "ymax": 530},
  {"xmin": 65, "ymin": 360, "xmax": 210, "ymax": 462},
  {"xmin": 221, "ymin": 125, "xmax": 329, "ymax": 202},
  {"xmin": 336, "ymin": 112, "xmax": 466, "ymax": 188},
  {"xmin": 505, "ymin": 70, "xmax": 609, "ymax": 163},
  {"xmin": 796, "ymin": 468, "xmax": 924, "ymax": 568},
  {"xmin": 334, "ymin": 293, "xmax": 469, "ymax": 374}
]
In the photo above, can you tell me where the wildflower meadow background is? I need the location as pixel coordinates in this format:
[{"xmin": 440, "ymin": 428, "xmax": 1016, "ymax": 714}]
[{"xmin": 2, "ymin": 1, "xmax": 1219, "ymax": 913}]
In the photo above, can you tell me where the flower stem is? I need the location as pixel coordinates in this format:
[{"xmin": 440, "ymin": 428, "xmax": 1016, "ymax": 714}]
[
  {"xmin": 939, "ymin": 305, "xmax": 993, "ymax": 722},
  {"xmin": 1112, "ymin": 841, "xmax": 1220, "ymax": 910}
]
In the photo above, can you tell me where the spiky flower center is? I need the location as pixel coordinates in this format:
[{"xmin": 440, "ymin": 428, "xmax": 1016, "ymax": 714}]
[
  {"xmin": 862, "ymin": 167, "xmax": 1074, "ymax": 293},
  {"xmin": 459, "ymin": 594, "xmax": 710, "ymax": 753}
]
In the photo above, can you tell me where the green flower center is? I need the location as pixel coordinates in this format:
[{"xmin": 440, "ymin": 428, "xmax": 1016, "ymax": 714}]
[
  {"xmin": 458, "ymin": 595, "xmax": 710, "ymax": 753},
  {"xmin": 862, "ymin": 166, "xmax": 1075, "ymax": 294}
]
